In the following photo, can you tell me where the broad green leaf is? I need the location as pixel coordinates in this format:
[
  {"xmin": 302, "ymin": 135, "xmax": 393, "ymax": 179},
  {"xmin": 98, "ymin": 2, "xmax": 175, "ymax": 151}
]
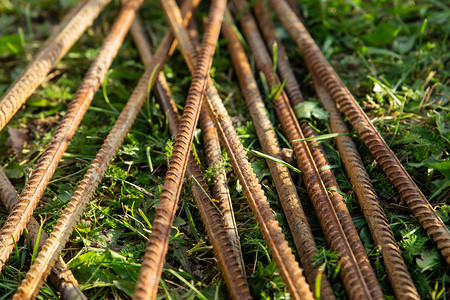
[
  {"xmin": 362, "ymin": 22, "xmax": 401, "ymax": 47},
  {"xmin": 293, "ymin": 101, "xmax": 329, "ymax": 121},
  {"xmin": 393, "ymin": 35, "xmax": 417, "ymax": 53},
  {"xmin": 3, "ymin": 162, "xmax": 23, "ymax": 179},
  {"xmin": 416, "ymin": 249, "xmax": 440, "ymax": 271},
  {"xmin": 113, "ymin": 280, "xmax": 135, "ymax": 297}
]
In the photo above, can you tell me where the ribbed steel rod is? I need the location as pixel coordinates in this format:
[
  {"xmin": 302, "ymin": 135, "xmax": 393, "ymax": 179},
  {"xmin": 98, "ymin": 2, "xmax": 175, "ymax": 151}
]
[
  {"xmin": 0, "ymin": 0, "xmax": 111, "ymax": 132},
  {"xmin": 251, "ymin": 2, "xmax": 384, "ymax": 298},
  {"xmin": 11, "ymin": 12, "xmax": 181, "ymax": 300},
  {"xmin": 0, "ymin": 0, "xmax": 144, "ymax": 273},
  {"xmin": 0, "ymin": 168, "xmax": 86, "ymax": 300},
  {"xmin": 221, "ymin": 13, "xmax": 335, "ymax": 300},
  {"xmin": 198, "ymin": 104, "xmax": 246, "ymax": 271},
  {"xmin": 187, "ymin": 18, "xmax": 245, "ymax": 274},
  {"xmin": 160, "ymin": 2, "xmax": 314, "ymax": 298},
  {"xmin": 252, "ymin": 2, "xmax": 419, "ymax": 297},
  {"xmin": 133, "ymin": 1, "xmax": 227, "ymax": 298},
  {"xmin": 130, "ymin": 16, "xmax": 251, "ymax": 299},
  {"xmin": 268, "ymin": 0, "xmax": 450, "ymax": 265},
  {"xmin": 203, "ymin": 55, "xmax": 314, "ymax": 300},
  {"xmin": 312, "ymin": 75, "xmax": 420, "ymax": 299},
  {"xmin": 230, "ymin": 1, "xmax": 378, "ymax": 298}
]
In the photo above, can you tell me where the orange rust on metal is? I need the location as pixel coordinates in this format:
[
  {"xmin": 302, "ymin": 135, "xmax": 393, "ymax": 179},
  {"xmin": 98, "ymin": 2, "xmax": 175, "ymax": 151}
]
[
  {"xmin": 0, "ymin": 0, "xmax": 111, "ymax": 132},
  {"xmin": 0, "ymin": 0, "xmax": 144, "ymax": 274},
  {"xmin": 157, "ymin": 2, "xmax": 313, "ymax": 299},
  {"xmin": 130, "ymin": 17, "xmax": 180, "ymax": 131},
  {"xmin": 198, "ymin": 105, "xmax": 246, "ymax": 271},
  {"xmin": 13, "ymin": 1, "xmax": 202, "ymax": 298},
  {"xmin": 130, "ymin": 16, "xmax": 251, "ymax": 299},
  {"xmin": 231, "ymin": 1, "xmax": 379, "ymax": 298},
  {"xmin": 0, "ymin": 168, "xmax": 86, "ymax": 300},
  {"xmin": 185, "ymin": 15, "xmax": 245, "ymax": 273},
  {"xmin": 13, "ymin": 32, "xmax": 171, "ymax": 299},
  {"xmin": 312, "ymin": 76, "xmax": 420, "ymax": 299},
  {"xmin": 268, "ymin": 0, "xmax": 450, "ymax": 265},
  {"xmin": 133, "ymin": 0, "xmax": 228, "ymax": 299},
  {"xmin": 203, "ymin": 86, "xmax": 314, "ymax": 300},
  {"xmin": 251, "ymin": 2, "xmax": 383, "ymax": 298},
  {"xmin": 187, "ymin": 16, "xmax": 246, "ymax": 275},
  {"xmin": 301, "ymin": 122, "xmax": 383, "ymax": 300},
  {"xmin": 221, "ymin": 15, "xmax": 335, "ymax": 300},
  {"xmin": 176, "ymin": 11, "xmax": 314, "ymax": 300}
]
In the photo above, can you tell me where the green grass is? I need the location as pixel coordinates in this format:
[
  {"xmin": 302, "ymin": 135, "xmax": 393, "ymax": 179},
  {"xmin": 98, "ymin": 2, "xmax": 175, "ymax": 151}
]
[{"xmin": 0, "ymin": 0, "xmax": 449, "ymax": 299}]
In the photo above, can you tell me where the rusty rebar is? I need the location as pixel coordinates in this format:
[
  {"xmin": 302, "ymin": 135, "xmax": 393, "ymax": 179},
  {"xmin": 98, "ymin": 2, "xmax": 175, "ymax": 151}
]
[
  {"xmin": 221, "ymin": 14, "xmax": 335, "ymax": 300},
  {"xmin": 198, "ymin": 104, "xmax": 247, "ymax": 268},
  {"xmin": 230, "ymin": 1, "xmax": 380, "ymax": 298},
  {"xmin": 268, "ymin": 0, "xmax": 450, "ymax": 265},
  {"xmin": 0, "ymin": 0, "xmax": 144, "ymax": 274},
  {"xmin": 133, "ymin": 1, "xmax": 228, "ymax": 298},
  {"xmin": 251, "ymin": 2, "xmax": 384, "ymax": 298},
  {"xmin": 312, "ymin": 75, "xmax": 420, "ymax": 299},
  {"xmin": 203, "ymin": 59, "xmax": 314, "ymax": 300},
  {"xmin": 130, "ymin": 15, "xmax": 251, "ymax": 299},
  {"xmin": 160, "ymin": 2, "xmax": 313, "ymax": 299},
  {"xmin": 0, "ymin": 0, "xmax": 111, "ymax": 132},
  {"xmin": 186, "ymin": 17, "xmax": 246, "ymax": 273},
  {"xmin": 301, "ymin": 122, "xmax": 383, "ymax": 300},
  {"xmin": 0, "ymin": 168, "xmax": 86, "ymax": 300},
  {"xmin": 11, "ymin": 14, "xmax": 179, "ymax": 300},
  {"xmin": 254, "ymin": 1, "xmax": 418, "ymax": 289}
]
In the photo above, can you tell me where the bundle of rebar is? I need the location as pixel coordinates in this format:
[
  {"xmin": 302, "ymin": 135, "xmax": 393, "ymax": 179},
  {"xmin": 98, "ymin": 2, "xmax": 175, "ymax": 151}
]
[
  {"xmin": 267, "ymin": 0, "xmax": 450, "ymax": 267},
  {"xmin": 0, "ymin": 0, "xmax": 447, "ymax": 299}
]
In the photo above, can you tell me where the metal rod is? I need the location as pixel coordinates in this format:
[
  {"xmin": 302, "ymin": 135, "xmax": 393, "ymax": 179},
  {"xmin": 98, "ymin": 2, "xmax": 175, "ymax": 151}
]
[
  {"xmin": 230, "ymin": 1, "xmax": 379, "ymax": 298},
  {"xmin": 0, "ymin": 0, "xmax": 144, "ymax": 274},
  {"xmin": 157, "ymin": 1, "xmax": 314, "ymax": 298},
  {"xmin": 250, "ymin": 2, "xmax": 384, "ymax": 297},
  {"xmin": 312, "ymin": 75, "xmax": 420, "ymax": 299},
  {"xmin": 130, "ymin": 15, "xmax": 251, "ymax": 299},
  {"xmin": 0, "ymin": 0, "xmax": 111, "ymax": 132},
  {"xmin": 0, "ymin": 168, "xmax": 86, "ymax": 300},
  {"xmin": 11, "ymin": 7, "xmax": 185, "ymax": 300},
  {"xmin": 252, "ymin": 3, "xmax": 420, "ymax": 298},
  {"xmin": 133, "ymin": 1, "xmax": 228, "ymax": 298},
  {"xmin": 268, "ymin": 0, "xmax": 450, "ymax": 265},
  {"xmin": 187, "ymin": 17, "xmax": 246, "ymax": 275},
  {"xmin": 221, "ymin": 13, "xmax": 335, "ymax": 299}
]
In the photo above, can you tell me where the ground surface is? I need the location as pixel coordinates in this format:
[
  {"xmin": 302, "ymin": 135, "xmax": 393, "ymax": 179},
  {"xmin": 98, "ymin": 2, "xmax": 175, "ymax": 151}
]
[{"xmin": 0, "ymin": 0, "xmax": 449, "ymax": 299}]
